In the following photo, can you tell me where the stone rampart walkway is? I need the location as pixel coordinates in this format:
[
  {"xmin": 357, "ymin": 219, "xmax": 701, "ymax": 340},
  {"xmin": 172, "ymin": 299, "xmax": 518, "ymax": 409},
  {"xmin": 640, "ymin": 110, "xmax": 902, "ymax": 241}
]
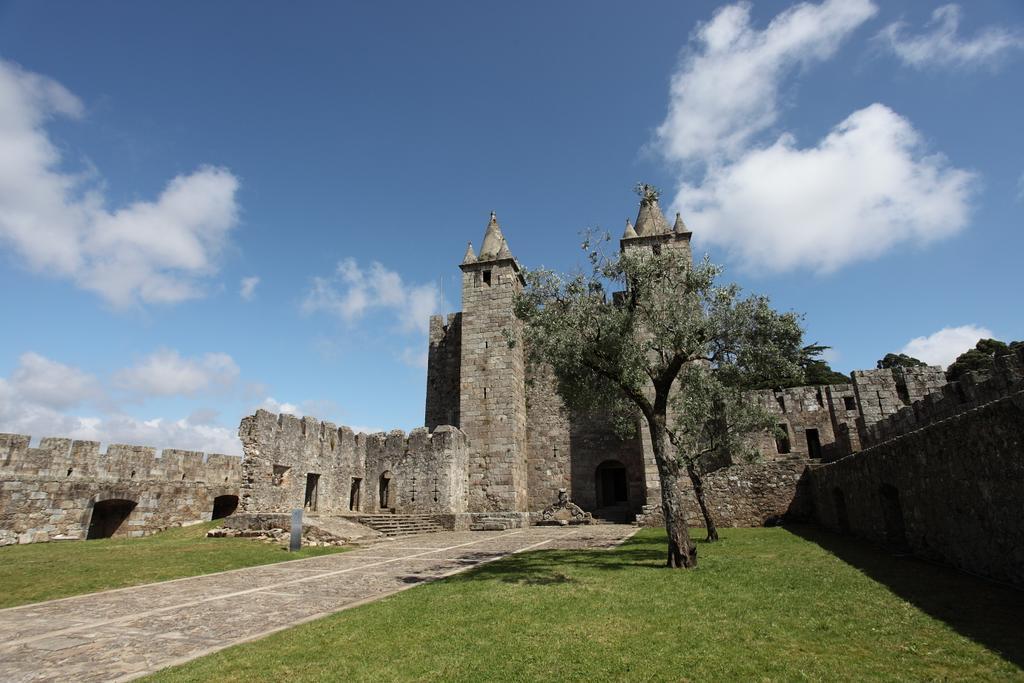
[{"xmin": 0, "ymin": 525, "xmax": 636, "ymax": 682}]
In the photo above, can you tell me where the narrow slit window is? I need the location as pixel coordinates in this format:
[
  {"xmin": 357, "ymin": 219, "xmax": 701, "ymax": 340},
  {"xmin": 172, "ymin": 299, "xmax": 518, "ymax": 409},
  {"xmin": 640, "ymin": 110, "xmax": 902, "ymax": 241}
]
[
  {"xmin": 775, "ymin": 424, "xmax": 791, "ymax": 454},
  {"xmin": 482, "ymin": 269, "xmax": 492, "ymax": 286}
]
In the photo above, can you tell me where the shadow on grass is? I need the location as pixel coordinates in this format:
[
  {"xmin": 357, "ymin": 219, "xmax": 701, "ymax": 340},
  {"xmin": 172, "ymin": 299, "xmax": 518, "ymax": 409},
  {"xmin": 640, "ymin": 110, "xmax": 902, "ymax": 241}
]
[
  {"xmin": 785, "ymin": 523, "xmax": 1024, "ymax": 669},
  {"xmin": 441, "ymin": 532, "xmax": 666, "ymax": 587}
]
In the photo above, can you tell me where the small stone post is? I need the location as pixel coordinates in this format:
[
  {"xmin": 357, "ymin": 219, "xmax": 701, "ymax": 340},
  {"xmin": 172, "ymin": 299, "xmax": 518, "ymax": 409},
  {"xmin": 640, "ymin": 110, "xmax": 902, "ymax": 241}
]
[{"xmin": 289, "ymin": 508, "xmax": 303, "ymax": 552}]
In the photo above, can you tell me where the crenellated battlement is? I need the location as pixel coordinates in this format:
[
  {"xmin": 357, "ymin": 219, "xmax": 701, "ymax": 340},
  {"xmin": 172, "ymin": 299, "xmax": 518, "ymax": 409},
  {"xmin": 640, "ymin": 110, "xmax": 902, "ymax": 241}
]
[
  {"xmin": 0, "ymin": 433, "xmax": 241, "ymax": 484},
  {"xmin": 1, "ymin": 434, "xmax": 242, "ymax": 545},
  {"xmin": 859, "ymin": 348, "xmax": 1024, "ymax": 449},
  {"xmin": 237, "ymin": 409, "xmax": 469, "ymax": 517},
  {"xmin": 240, "ymin": 409, "xmax": 467, "ymax": 458}
]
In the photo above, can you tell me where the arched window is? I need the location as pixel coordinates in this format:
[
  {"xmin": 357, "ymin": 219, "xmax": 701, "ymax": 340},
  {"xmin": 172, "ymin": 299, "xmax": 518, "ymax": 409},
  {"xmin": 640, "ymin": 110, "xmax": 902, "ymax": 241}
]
[
  {"xmin": 832, "ymin": 487, "xmax": 850, "ymax": 534},
  {"xmin": 879, "ymin": 484, "xmax": 907, "ymax": 548}
]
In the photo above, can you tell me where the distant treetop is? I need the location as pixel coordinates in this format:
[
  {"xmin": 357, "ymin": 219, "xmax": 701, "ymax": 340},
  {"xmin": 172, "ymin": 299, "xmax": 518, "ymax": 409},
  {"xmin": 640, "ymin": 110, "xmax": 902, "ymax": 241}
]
[
  {"xmin": 876, "ymin": 353, "xmax": 927, "ymax": 370},
  {"xmin": 946, "ymin": 338, "xmax": 1020, "ymax": 382}
]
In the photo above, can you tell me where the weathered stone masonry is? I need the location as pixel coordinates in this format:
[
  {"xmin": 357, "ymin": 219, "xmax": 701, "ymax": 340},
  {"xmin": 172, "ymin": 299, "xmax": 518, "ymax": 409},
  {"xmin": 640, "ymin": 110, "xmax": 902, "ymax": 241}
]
[
  {"xmin": 239, "ymin": 409, "xmax": 469, "ymax": 518},
  {"xmin": 0, "ymin": 434, "xmax": 240, "ymax": 545},
  {"xmin": 809, "ymin": 349, "xmax": 1024, "ymax": 587}
]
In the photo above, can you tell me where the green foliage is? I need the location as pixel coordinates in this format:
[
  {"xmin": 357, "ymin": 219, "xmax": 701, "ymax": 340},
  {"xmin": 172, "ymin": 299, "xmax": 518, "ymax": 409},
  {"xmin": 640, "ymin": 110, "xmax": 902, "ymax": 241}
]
[
  {"xmin": 0, "ymin": 521, "xmax": 346, "ymax": 608},
  {"xmin": 746, "ymin": 343, "xmax": 849, "ymax": 389},
  {"xmin": 514, "ymin": 232, "xmax": 804, "ymax": 472},
  {"xmin": 945, "ymin": 338, "xmax": 1017, "ymax": 382},
  {"xmin": 876, "ymin": 352, "xmax": 927, "ymax": 369},
  {"xmin": 634, "ymin": 182, "xmax": 661, "ymax": 203},
  {"xmin": 150, "ymin": 528, "xmax": 1023, "ymax": 682}
]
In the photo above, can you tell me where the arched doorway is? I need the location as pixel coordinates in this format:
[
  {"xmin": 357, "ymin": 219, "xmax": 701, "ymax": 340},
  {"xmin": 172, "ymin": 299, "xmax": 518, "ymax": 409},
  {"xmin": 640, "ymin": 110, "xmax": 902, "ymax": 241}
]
[
  {"xmin": 87, "ymin": 498, "xmax": 137, "ymax": 539},
  {"xmin": 832, "ymin": 487, "xmax": 850, "ymax": 534},
  {"xmin": 211, "ymin": 494, "xmax": 239, "ymax": 519},
  {"xmin": 379, "ymin": 471, "xmax": 394, "ymax": 510},
  {"xmin": 595, "ymin": 460, "xmax": 628, "ymax": 509},
  {"xmin": 879, "ymin": 484, "xmax": 908, "ymax": 549}
]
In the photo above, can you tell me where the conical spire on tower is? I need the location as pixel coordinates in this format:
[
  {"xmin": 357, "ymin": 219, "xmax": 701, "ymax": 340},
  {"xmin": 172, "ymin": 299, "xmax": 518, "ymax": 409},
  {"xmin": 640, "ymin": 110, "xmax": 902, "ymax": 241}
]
[
  {"xmin": 672, "ymin": 211, "xmax": 687, "ymax": 234},
  {"xmin": 634, "ymin": 187, "xmax": 671, "ymax": 237},
  {"xmin": 496, "ymin": 239, "xmax": 512, "ymax": 260},
  {"xmin": 461, "ymin": 241, "xmax": 477, "ymax": 264},
  {"xmin": 623, "ymin": 218, "xmax": 638, "ymax": 239},
  {"xmin": 479, "ymin": 211, "xmax": 514, "ymax": 260}
]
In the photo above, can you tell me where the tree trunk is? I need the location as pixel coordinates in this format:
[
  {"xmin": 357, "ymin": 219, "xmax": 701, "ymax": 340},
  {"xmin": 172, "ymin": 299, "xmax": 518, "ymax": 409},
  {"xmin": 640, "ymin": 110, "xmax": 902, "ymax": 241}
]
[
  {"xmin": 686, "ymin": 461, "xmax": 719, "ymax": 542},
  {"xmin": 649, "ymin": 419, "xmax": 697, "ymax": 569}
]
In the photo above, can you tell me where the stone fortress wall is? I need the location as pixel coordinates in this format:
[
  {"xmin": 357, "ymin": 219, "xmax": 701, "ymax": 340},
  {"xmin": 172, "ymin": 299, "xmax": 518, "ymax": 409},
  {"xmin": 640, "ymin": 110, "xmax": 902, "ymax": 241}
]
[
  {"xmin": 808, "ymin": 348, "xmax": 1024, "ymax": 587},
  {"xmin": 636, "ymin": 366, "xmax": 958, "ymax": 529},
  {"xmin": 0, "ymin": 434, "xmax": 240, "ymax": 545},
  {"xmin": 238, "ymin": 409, "xmax": 469, "ymax": 519}
]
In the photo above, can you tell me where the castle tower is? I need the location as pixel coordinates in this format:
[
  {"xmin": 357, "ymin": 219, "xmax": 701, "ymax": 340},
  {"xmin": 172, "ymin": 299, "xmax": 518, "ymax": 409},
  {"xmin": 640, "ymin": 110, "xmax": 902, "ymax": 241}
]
[
  {"xmin": 620, "ymin": 186, "xmax": 694, "ymax": 510},
  {"xmin": 458, "ymin": 213, "xmax": 529, "ymax": 512},
  {"xmin": 620, "ymin": 185, "xmax": 692, "ymax": 262}
]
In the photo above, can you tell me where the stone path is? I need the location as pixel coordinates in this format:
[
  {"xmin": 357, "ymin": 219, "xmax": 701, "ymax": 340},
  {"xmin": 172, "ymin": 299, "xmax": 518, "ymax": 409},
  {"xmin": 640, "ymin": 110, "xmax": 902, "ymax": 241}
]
[{"xmin": 0, "ymin": 525, "xmax": 636, "ymax": 682}]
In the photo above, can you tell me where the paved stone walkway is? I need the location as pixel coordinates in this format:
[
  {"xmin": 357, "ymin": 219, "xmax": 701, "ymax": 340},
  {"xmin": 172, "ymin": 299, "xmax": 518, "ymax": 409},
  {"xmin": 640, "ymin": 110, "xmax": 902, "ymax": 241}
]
[{"xmin": 0, "ymin": 525, "xmax": 636, "ymax": 682}]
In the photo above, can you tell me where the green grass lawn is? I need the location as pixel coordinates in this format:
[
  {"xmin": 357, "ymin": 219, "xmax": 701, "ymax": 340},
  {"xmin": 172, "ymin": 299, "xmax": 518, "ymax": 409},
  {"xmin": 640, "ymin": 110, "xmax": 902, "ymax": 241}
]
[
  {"xmin": 148, "ymin": 526, "xmax": 1023, "ymax": 682},
  {"xmin": 0, "ymin": 521, "xmax": 346, "ymax": 608}
]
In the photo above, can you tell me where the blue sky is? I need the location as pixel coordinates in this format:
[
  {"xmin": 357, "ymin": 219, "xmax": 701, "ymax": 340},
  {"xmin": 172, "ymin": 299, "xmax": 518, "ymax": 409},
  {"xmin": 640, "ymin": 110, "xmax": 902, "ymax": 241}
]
[{"xmin": 1, "ymin": 0, "xmax": 1022, "ymax": 455}]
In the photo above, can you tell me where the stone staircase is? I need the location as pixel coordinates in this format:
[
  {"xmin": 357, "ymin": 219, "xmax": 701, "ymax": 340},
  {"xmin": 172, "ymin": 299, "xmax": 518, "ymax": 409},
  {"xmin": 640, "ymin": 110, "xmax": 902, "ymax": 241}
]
[{"xmin": 352, "ymin": 514, "xmax": 445, "ymax": 537}]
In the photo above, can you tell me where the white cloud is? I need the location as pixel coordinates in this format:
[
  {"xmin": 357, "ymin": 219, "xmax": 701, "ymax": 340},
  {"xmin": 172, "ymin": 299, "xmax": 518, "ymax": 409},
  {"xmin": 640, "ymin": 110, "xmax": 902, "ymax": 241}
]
[
  {"xmin": 655, "ymin": 2, "xmax": 977, "ymax": 275},
  {"xmin": 901, "ymin": 324, "xmax": 993, "ymax": 368},
  {"xmin": 0, "ymin": 59, "xmax": 240, "ymax": 307},
  {"xmin": 10, "ymin": 352, "xmax": 100, "ymax": 409},
  {"xmin": 348, "ymin": 424, "xmax": 387, "ymax": 436},
  {"xmin": 675, "ymin": 104, "xmax": 975, "ymax": 273},
  {"xmin": 114, "ymin": 349, "xmax": 239, "ymax": 397},
  {"xmin": 655, "ymin": 0, "xmax": 877, "ymax": 166},
  {"xmin": 877, "ymin": 4, "xmax": 1024, "ymax": 70},
  {"xmin": 0, "ymin": 352, "xmax": 242, "ymax": 455},
  {"xmin": 302, "ymin": 258, "xmax": 441, "ymax": 334},
  {"xmin": 240, "ymin": 276, "xmax": 260, "ymax": 300},
  {"xmin": 258, "ymin": 397, "xmax": 300, "ymax": 416},
  {"xmin": 68, "ymin": 414, "xmax": 242, "ymax": 456}
]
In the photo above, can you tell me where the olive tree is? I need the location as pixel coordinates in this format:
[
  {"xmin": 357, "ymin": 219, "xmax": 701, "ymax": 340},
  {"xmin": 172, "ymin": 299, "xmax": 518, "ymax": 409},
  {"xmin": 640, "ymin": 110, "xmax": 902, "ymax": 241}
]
[{"xmin": 514, "ymin": 232, "xmax": 803, "ymax": 568}]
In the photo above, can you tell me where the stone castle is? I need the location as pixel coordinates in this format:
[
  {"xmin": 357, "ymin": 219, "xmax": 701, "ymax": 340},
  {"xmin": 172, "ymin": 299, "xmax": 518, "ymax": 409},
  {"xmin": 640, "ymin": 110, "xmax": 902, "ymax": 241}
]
[{"xmin": 2, "ymin": 194, "xmax": 1021, "ymax": 587}]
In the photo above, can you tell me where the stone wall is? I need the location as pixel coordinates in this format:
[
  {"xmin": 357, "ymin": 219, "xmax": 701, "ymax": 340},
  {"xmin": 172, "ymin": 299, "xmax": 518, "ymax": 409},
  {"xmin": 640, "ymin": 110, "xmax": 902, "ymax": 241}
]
[
  {"xmin": 746, "ymin": 384, "xmax": 860, "ymax": 462},
  {"xmin": 0, "ymin": 433, "xmax": 240, "ymax": 545},
  {"xmin": 852, "ymin": 366, "xmax": 947, "ymax": 435},
  {"xmin": 525, "ymin": 364, "xmax": 572, "ymax": 511},
  {"xmin": 425, "ymin": 312, "xmax": 461, "ymax": 430},
  {"xmin": 809, "ymin": 350, "xmax": 1024, "ymax": 587},
  {"xmin": 238, "ymin": 409, "xmax": 469, "ymax": 516},
  {"xmin": 638, "ymin": 459, "xmax": 811, "ymax": 528},
  {"xmin": 524, "ymin": 364, "xmax": 647, "ymax": 515}
]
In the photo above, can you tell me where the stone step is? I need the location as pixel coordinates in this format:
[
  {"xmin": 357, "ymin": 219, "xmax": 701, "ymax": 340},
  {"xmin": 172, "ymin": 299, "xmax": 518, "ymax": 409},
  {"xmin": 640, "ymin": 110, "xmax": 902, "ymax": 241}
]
[{"xmin": 352, "ymin": 514, "xmax": 445, "ymax": 537}]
